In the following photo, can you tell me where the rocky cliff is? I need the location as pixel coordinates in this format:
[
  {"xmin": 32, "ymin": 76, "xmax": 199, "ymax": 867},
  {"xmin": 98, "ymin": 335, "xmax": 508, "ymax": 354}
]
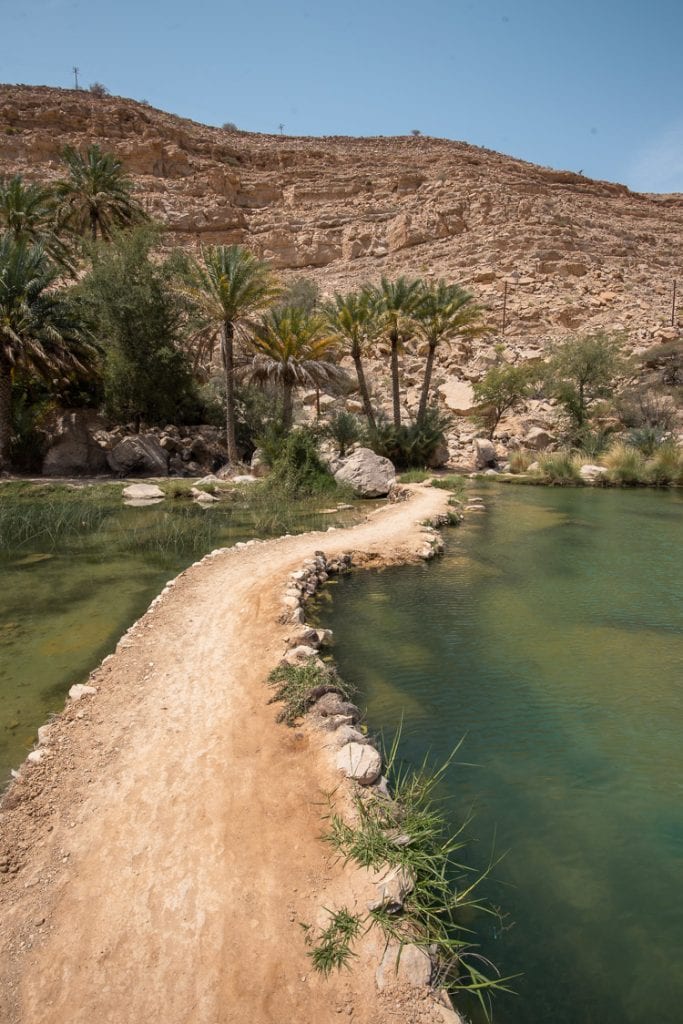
[{"xmin": 1, "ymin": 84, "xmax": 681, "ymax": 348}]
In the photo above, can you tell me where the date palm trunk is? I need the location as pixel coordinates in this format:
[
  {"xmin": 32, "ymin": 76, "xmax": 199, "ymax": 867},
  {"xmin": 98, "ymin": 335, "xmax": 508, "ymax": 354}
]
[
  {"xmin": 417, "ymin": 341, "xmax": 437, "ymax": 423},
  {"xmin": 0, "ymin": 357, "xmax": 13, "ymax": 472},
  {"xmin": 282, "ymin": 377, "xmax": 293, "ymax": 430},
  {"xmin": 222, "ymin": 321, "xmax": 239, "ymax": 465},
  {"xmin": 390, "ymin": 329, "xmax": 401, "ymax": 428},
  {"xmin": 352, "ymin": 346, "xmax": 376, "ymax": 430}
]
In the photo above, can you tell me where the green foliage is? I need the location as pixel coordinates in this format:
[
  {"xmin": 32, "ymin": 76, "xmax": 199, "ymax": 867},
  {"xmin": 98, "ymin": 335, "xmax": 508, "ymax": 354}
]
[
  {"xmin": 603, "ymin": 443, "xmax": 648, "ymax": 486},
  {"xmin": 78, "ymin": 227, "xmax": 197, "ymax": 426},
  {"xmin": 616, "ymin": 387, "xmax": 677, "ymax": 432},
  {"xmin": 398, "ymin": 469, "xmax": 432, "ymax": 483},
  {"xmin": 267, "ymin": 661, "xmax": 356, "ymax": 726},
  {"xmin": 625, "ymin": 426, "xmax": 667, "ymax": 457},
  {"xmin": 0, "ymin": 490, "xmax": 114, "ymax": 554},
  {"xmin": 54, "ymin": 144, "xmax": 147, "ymax": 241},
  {"xmin": 471, "ymin": 363, "xmax": 531, "ymax": 438},
  {"xmin": 366, "ymin": 407, "xmax": 451, "ymax": 469},
  {"xmin": 535, "ymin": 451, "xmax": 581, "ymax": 485},
  {"xmin": 641, "ymin": 339, "xmax": 682, "ymax": 386},
  {"xmin": 325, "ymin": 410, "xmax": 361, "ymax": 457},
  {"xmin": 544, "ymin": 332, "xmax": 623, "ymax": 428},
  {"xmin": 0, "ymin": 175, "xmax": 71, "ymax": 269},
  {"xmin": 0, "ymin": 235, "xmax": 95, "ymax": 469},
  {"xmin": 264, "ymin": 428, "xmax": 338, "ymax": 497},
  {"xmin": 574, "ymin": 425, "xmax": 614, "ymax": 459},
  {"xmin": 508, "ymin": 449, "xmax": 534, "ymax": 474},
  {"xmin": 304, "ymin": 908, "xmax": 362, "ymax": 975},
  {"xmin": 276, "ymin": 276, "xmax": 320, "ymax": 313},
  {"xmin": 646, "ymin": 441, "xmax": 683, "ymax": 486},
  {"xmin": 323, "ymin": 736, "xmax": 512, "ymax": 1012}
]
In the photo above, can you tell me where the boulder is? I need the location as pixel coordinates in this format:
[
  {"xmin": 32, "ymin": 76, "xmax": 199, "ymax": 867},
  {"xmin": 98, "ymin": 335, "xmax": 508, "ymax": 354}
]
[
  {"xmin": 42, "ymin": 410, "xmax": 109, "ymax": 476},
  {"xmin": 107, "ymin": 435, "xmax": 169, "ymax": 477},
  {"xmin": 473, "ymin": 437, "xmax": 498, "ymax": 469},
  {"xmin": 250, "ymin": 448, "xmax": 269, "ymax": 477},
  {"xmin": 122, "ymin": 483, "xmax": 165, "ymax": 501},
  {"xmin": 335, "ymin": 741, "xmax": 382, "ymax": 784},
  {"xmin": 427, "ymin": 441, "xmax": 449, "ymax": 468},
  {"xmin": 524, "ymin": 426, "xmax": 555, "ymax": 451},
  {"xmin": 68, "ymin": 684, "xmax": 97, "ymax": 701},
  {"xmin": 579, "ymin": 463, "xmax": 608, "ymax": 484},
  {"xmin": 375, "ymin": 942, "xmax": 432, "ymax": 990},
  {"xmin": 334, "ymin": 447, "xmax": 396, "ymax": 497}
]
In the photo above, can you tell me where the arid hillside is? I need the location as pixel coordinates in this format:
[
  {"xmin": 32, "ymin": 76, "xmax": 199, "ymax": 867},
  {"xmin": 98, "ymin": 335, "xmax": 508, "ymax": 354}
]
[{"xmin": 1, "ymin": 84, "xmax": 681, "ymax": 348}]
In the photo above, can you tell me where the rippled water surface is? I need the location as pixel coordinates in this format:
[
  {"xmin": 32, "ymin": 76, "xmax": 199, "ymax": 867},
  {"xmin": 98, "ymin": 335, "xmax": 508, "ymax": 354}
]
[
  {"xmin": 0, "ymin": 487, "xmax": 362, "ymax": 781},
  {"xmin": 321, "ymin": 485, "xmax": 683, "ymax": 1024}
]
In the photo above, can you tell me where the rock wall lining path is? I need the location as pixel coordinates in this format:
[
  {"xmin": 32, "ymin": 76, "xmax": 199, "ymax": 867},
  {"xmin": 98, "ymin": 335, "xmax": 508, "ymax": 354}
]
[{"xmin": 1, "ymin": 485, "xmax": 465, "ymax": 1024}]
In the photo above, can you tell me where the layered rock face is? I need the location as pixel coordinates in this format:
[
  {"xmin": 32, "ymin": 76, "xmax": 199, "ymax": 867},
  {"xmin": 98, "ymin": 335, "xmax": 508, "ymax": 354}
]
[
  {"xmin": 1, "ymin": 84, "xmax": 680, "ymax": 347},
  {"xmin": 2, "ymin": 85, "xmax": 681, "ymax": 469}
]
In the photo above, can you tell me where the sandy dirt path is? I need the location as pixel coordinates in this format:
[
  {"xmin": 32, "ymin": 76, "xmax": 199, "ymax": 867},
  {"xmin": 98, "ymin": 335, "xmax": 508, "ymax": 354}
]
[{"xmin": 0, "ymin": 486, "xmax": 452, "ymax": 1024}]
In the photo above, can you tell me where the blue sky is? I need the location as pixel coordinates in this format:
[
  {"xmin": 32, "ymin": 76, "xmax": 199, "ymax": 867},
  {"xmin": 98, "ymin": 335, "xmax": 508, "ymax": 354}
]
[{"xmin": 3, "ymin": 0, "xmax": 682, "ymax": 192}]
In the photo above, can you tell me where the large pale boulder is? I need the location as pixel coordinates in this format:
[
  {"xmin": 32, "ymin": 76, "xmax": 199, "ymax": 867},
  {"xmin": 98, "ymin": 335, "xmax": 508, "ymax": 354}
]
[
  {"xmin": 376, "ymin": 942, "xmax": 432, "ymax": 990},
  {"xmin": 107, "ymin": 435, "xmax": 169, "ymax": 476},
  {"xmin": 335, "ymin": 742, "xmax": 382, "ymax": 785},
  {"xmin": 524, "ymin": 426, "xmax": 555, "ymax": 451},
  {"xmin": 333, "ymin": 447, "xmax": 396, "ymax": 497},
  {"xmin": 473, "ymin": 437, "xmax": 498, "ymax": 469},
  {"xmin": 579, "ymin": 463, "xmax": 608, "ymax": 484},
  {"xmin": 42, "ymin": 410, "xmax": 108, "ymax": 476}
]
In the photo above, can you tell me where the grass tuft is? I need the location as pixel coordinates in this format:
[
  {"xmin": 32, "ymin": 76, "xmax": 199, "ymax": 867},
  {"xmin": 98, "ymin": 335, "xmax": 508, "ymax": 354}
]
[{"xmin": 267, "ymin": 662, "xmax": 356, "ymax": 726}]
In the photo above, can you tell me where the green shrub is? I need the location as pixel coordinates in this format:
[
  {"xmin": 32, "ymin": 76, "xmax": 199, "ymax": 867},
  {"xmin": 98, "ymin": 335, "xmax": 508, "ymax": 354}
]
[
  {"xmin": 430, "ymin": 474, "xmax": 466, "ymax": 496},
  {"xmin": 625, "ymin": 426, "xmax": 667, "ymax": 456},
  {"xmin": 264, "ymin": 427, "xmax": 336, "ymax": 497},
  {"xmin": 325, "ymin": 411, "xmax": 361, "ymax": 457},
  {"xmin": 268, "ymin": 661, "xmax": 355, "ymax": 725},
  {"xmin": 535, "ymin": 451, "xmax": 581, "ymax": 485},
  {"xmin": 508, "ymin": 449, "xmax": 533, "ymax": 474},
  {"xmin": 603, "ymin": 443, "xmax": 648, "ymax": 485},
  {"xmin": 646, "ymin": 441, "xmax": 683, "ymax": 486},
  {"xmin": 398, "ymin": 469, "xmax": 432, "ymax": 483},
  {"xmin": 366, "ymin": 407, "xmax": 450, "ymax": 469}
]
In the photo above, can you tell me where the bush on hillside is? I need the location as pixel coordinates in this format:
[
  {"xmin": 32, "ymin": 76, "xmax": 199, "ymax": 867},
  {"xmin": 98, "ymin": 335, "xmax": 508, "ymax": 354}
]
[{"xmin": 366, "ymin": 406, "xmax": 451, "ymax": 469}]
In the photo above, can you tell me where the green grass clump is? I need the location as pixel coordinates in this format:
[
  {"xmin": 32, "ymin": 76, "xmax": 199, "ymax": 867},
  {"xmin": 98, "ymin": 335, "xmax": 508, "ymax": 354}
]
[
  {"xmin": 603, "ymin": 443, "xmax": 647, "ymax": 486},
  {"xmin": 0, "ymin": 492, "xmax": 115, "ymax": 554},
  {"xmin": 646, "ymin": 441, "xmax": 683, "ymax": 486},
  {"xmin": 535, "ymin": 451, "xmax": 581, "ymax": 485},
  {"xmin": 322, "ymin": 736, "xmax": 513, "ymax": 1015},
  {"xmin": 398, "ymin": 469, "xmax": 432, "ymax": 483},
  {"xmin": 430, "ymin": 474, "xmax": 466, "ymax": 497},
  {"xmin": 508, "ymin": 450, "xmax": 534, "ymax": 474},
  {"xmin": 267, "ymin": 662, "xmax": 356, "ymax": 726},
  {"xmin": 303, "ymin": 908, "xmax": 362, "ymax": 976}
]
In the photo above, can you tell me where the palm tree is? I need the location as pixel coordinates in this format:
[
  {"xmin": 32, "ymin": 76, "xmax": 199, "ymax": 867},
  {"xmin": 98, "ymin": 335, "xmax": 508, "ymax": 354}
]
[
  {"xmin": 372, "ymin": 276, "xmax": 423, "ymax": 427},
  {"xmin": 243, "ymin": 306, "xmax": 347, "ymax": 429},
  {"xmin": 54, "ymin": 145, "xmax": 147, "ymax": 242},
  {"xmin": 0, "ymin": 175, "xmax": 71, "ymax": 269},
  {"xmin": 0, "ymin": 236, "xmax": 95, "ymax": 470},
  {"xmin": 414, "ymin": 280, "xmax": 484, "ymax": 421},
  {"xmin": 182, "ymin": 245, "xmax": 279, "ymax": 464},
  {"xmin": 323, "ymin": 289, "xmax": 378, "ymax": 430}
]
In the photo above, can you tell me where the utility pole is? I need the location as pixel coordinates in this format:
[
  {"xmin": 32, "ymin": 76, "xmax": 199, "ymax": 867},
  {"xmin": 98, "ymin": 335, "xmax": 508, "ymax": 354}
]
[
  {"xmin": 278, "ymin": 123, "xmax": 284, "ymax": 135},
  {"xmin": 672, "ymin": 279, "xmax": 677, "ymax": 327},
  {"xmin": 72, "ymin": 66, "xmax": 80, "ymax": 90}
]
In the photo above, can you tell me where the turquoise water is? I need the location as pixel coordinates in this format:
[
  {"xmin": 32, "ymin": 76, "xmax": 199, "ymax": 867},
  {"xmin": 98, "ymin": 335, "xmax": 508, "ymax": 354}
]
[
  {"xmin": 0, "ymin": 486, "xmax": 363, "ymax": 782},
  {"xmin": 321, "ymin": 485, "xmax": 683, "ymax": 1024}
]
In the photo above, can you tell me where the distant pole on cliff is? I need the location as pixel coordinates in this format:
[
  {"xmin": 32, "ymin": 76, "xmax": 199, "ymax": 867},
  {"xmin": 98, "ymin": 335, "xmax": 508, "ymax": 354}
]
[
  {"xmin": 278, "ymin": 123, "xmax": 284, "ymax": 135},
  {"xmin": 673, "ymin": 280, "xmax": 677, "ymax": 327},
  {"xmin": 72, "ymin": 66, "xmax": 80, "ymax": 90}
]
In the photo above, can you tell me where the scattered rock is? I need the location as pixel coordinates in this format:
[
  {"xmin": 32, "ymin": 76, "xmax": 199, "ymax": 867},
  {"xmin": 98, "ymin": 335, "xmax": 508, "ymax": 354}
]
[
  {"xmin": 335, "ymin": 742, "xmax": 381, "ymax": 785},
  {"xmin": 376, "ymin": 942, "xmax": 432, "ymax": 991},
  {"xmin": 68, "ymin": 684, "xmax": 97, "ymax": 702},
  {"xmin": 122, "ymin": 482, "xmax": 165, "ymax": 501},
  {"xmin": 524, "ymin": 426, "xmax": 555, "ymax": 451},
  {"xmin": 579, "ymin": 463, "xmax": 608, "ymax": 484}
]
